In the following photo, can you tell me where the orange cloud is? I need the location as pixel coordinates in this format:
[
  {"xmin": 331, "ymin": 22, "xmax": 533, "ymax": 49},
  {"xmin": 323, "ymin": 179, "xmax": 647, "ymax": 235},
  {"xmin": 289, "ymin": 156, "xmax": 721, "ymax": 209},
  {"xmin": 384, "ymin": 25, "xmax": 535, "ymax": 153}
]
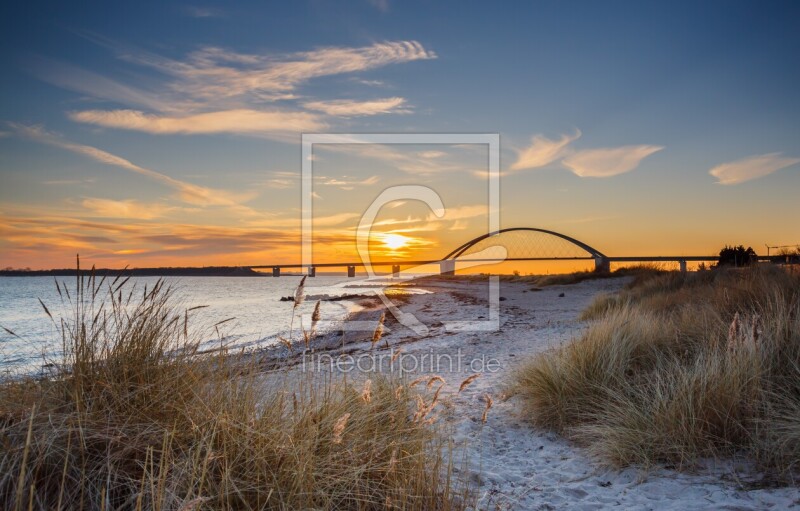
[{"xmin": 69, "ymin": 109, "xmax": 325, "ymax": 136}]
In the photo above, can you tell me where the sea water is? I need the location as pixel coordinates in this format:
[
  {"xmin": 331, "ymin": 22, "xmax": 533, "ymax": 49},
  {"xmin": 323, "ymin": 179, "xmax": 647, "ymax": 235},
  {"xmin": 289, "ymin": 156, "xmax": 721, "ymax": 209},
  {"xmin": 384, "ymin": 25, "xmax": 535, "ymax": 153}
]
[{"xmin": 0, "ymin": 275, "xmax": 417, "ymax": 374}]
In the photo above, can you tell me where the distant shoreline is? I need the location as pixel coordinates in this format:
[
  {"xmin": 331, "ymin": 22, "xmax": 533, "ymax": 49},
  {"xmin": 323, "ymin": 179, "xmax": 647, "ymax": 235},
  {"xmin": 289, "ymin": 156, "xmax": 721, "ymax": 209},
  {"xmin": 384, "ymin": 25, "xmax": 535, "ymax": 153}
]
[{"xmin": 0, "ymin": 267, "xmax": 281, "ymax": 277}]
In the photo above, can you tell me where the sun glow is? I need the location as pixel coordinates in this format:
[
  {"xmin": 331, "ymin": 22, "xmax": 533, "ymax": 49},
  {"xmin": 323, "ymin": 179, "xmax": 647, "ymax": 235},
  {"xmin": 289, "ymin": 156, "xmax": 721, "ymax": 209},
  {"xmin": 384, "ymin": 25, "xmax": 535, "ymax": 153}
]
[{"xmin": 382, "ymin": 233, "xmax": 410, "ymax": 251}]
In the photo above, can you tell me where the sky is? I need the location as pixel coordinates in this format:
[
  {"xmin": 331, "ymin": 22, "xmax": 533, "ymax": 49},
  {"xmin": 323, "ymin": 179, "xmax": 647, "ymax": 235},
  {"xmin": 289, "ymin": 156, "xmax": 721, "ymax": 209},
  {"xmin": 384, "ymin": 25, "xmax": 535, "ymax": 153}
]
[{"xmin": 0, "ymin": 0, "xmax": 799, "ymax": 271}]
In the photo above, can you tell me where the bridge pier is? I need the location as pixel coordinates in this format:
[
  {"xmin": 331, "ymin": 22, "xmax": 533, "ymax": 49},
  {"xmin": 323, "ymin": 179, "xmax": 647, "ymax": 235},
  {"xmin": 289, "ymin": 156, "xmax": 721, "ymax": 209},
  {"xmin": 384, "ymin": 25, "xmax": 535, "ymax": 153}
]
[
  {"xmin": 347, "ymin": 265, "xmax": 356, "ymax": 278},
  {"xmin": 439, "ymin": 260, "xmax": 455, "ymax": 276},
  {"xmin": 594, "ymin": 256, "xmax": 610, "ymax": 273},
  {"xmin": 679, "ymin": 260, "xmax": 687, "ymax": 274},
  {"xmin": 272, "ymin": 266, "xmax": 280, "ymax": 277},
  {"xmin": 307, "ymin": 266, "xmax": 316, "ymax": 277},
  {"xmin": 392, "ymin": 264, "xmax": 400, "ymax": 278}
]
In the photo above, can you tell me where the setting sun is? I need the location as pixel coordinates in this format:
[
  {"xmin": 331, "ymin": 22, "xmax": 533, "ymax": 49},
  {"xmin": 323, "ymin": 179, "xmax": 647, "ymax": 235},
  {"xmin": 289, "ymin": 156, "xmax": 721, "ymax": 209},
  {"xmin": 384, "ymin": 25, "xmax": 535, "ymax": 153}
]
[{"xmin": 382, "ymin": 233, "xmax": 411, "ymax": 251}]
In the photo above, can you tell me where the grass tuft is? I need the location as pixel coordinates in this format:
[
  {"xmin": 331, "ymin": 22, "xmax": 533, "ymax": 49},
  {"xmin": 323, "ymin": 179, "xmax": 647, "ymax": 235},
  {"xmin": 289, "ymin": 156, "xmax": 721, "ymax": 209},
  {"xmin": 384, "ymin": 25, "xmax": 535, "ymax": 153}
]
[
  {"xmin": 513, "ymin": 265, "xmax": 800, "ymax": 478},
  {"xmin": 0, "ymin": 273, "xmax": 468, "ymax": 510}
]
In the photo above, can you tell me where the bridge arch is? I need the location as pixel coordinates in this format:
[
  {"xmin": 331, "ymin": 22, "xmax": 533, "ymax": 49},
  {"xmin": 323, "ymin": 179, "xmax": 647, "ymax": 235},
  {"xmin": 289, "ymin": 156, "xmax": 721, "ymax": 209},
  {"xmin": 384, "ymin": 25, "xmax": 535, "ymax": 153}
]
[
  {"xmin": 442, "ymin": 227, "xmax": 606, "ymax": 260},
  {"xmin": 439, "ymin": 227, "xmax": 609, "ymax": 273}
]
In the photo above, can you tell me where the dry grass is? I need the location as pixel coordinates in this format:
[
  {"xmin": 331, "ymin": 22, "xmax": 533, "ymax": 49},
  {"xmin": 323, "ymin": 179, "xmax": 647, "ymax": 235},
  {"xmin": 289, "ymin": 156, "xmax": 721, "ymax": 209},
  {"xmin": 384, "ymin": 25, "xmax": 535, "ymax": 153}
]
[
  {"xmin": 414, "ymin": 263, "xmax": 666, "ymax": 287},
  {"xmin": 513, "ymin": 265, "xmax": 800, "ymax": 478},
  {"xmin": 529, "ymin": 264, "xmax": 667, "ymax": 287},
  {"xmin": 0, "ymin": 271, "xmax": 469, "ymax": 510}
]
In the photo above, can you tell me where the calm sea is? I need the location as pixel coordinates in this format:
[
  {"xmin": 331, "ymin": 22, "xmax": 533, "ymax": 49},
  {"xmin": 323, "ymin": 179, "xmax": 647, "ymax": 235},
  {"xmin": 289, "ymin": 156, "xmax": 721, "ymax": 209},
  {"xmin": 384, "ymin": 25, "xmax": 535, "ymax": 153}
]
[{"xmin": 0, "ymin": 275, "xmax": 411, "ymax": 374}]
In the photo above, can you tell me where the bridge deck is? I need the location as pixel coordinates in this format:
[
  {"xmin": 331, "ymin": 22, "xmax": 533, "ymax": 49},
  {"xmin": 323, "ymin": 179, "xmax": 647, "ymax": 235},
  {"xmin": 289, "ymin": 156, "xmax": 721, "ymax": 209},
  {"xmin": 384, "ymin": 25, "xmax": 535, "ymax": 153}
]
[{"xmin": 250, "ymin": 255, "xmax": 757, "ymax": 270}]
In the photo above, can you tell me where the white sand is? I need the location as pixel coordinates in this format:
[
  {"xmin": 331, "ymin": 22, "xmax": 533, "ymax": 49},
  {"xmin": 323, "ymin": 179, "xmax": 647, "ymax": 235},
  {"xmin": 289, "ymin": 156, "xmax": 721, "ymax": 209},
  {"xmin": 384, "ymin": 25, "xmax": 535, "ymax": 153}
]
[{"xmin": 321, "ymin": 276, "xmax": 798, "ymax": 510}]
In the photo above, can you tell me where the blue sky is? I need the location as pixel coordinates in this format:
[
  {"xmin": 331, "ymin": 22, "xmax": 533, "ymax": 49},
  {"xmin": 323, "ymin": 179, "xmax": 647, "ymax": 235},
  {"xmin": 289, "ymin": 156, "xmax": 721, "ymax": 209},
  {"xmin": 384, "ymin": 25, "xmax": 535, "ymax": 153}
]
[{"xmin": 1, "ymin": 0, "xmax": 799, "ymax": 268}]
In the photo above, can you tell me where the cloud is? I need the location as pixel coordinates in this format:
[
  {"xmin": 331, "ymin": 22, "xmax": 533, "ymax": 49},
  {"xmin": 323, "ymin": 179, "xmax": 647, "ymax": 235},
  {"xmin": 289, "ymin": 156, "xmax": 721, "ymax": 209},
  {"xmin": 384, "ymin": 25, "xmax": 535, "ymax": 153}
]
[
  {"xmin": 69, "ymin": 109, "xmax": 325, "ymax": 135},
  {"xmin": 315, "ymin": 142, "xmax": 463, "ymax": 175},
  {"xmin": 10, "ymin": 123, "xmax": 255, "ymax": 209},
  {"xmin": 124, "ymin": 41, "xmax": 435, "ymax": 102},
  {"xmin": 417, "ymin": 150, "xmax": 446, "ymax": 159},
  {"xmin": 430, "ymin": 204, "xmax": 487, "ymax": 222},
  {"xmin": 368, "ymin": 203, "xmax": 487, "ymax": 233},
  {"xmin": 81, "ymin": 198, "xmax": 173, "ymax": 219},
  {"xmin": 42, "ymin": 177, "xmax": 96, "ymax": 186},
  {"xmin": 262, "ymin": 171, "xmax": 297, "ymax": 189},
  {"xmin": 29, "ymin": 57, "xmax": 173, "ymax": 112},
  {"xmin": 260, "ymin": 212, "xmax": 360, "ymax": 228},
  {"xmin": 561, "ymin": 145, "xmax": 663, "ymax": 178},
  {"xmin": 510, "ymin": 130, "xmax": 581, "ymax": 171},
  {"xmin": 34, "ymin": 39, "xmax": 435, "ymax": 138},
  {"xmin": 353, "ymin": 78, "xmax": 385, "ymax": 87},
  {"xmin": 318, "ymin": 175, "xmax": 379, "ymax": 190},
  {"xmin": 302, "ymin": 97, "xmax": 408, "ymax": 117},
  {"xmin": 182, "ymin": 5, "xmax": 226, "ymax": 18},
  {"xmin": 68, "ymin": 234, "xmax": 118, "ymax": 244},
  {"xmin": 367, "ymin": 0, "xmax": 390, "ymax": 12},
  {"xmin": 709, "ymin": 153, "xmax": 800, "ymax": 185}
]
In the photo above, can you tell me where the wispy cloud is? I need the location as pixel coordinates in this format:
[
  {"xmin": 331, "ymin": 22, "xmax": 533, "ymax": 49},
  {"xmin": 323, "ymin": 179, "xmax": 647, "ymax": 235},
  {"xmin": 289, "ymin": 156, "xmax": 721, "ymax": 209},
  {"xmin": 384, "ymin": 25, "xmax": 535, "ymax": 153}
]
[
  {"xmin": 510, "ymin": 130, "xmax": 581, "ymax": 171},
  {"xmin": 69, "ymin": 109, "xmax": 325, "ymax": 135},
  {"xmin": 369, "ymin": 204, "xmax": 487, "ymax": 233},
  {"xmin": 0, "ymin": 209, "xmax": 307, "ymax": 266},
  {"xmin": 509, "ymin": 130, "xmax": 662, "ymax": 178},
  {"xmin": 709, "ymin": 153, "xmax": 800, "ymax": 185},
  {"xmin": 352, "ymin": 78, "xmax": 385, "ymax": 87},
  {"xmin": 39, "ymin": 39, "xmax": 435, "ymax": 137},
  {"xmin": 260, "ymin": 172, "xmax": 379, "ymax": 191},
  {"xmin": 81, "ymin": 198, "xmax": 174, "ymax": 219},
  {"xmin": 367, "ymin": 0, "xmax": 390, "ymax": 12},
  {"xmin": 561, "ymin": 145, "xmax": 663, "ymax": 178},
  {"xmin": 316, "ymin": 142, "xmax": 465, "ymax": 175},
  {"xmin": 417, "ymin": 150, "xmax": 446, "ymax": 159},
  {"xmin": 302, "ymin": 97, "xmax": 408, "ymax": 117},
  {"xmin": 29, "ymin": 57, "xmax": 174, "ymax": 112},
  {"xmin": 262, "ymin": 171, "xmax": 297, "ymax": 189},
  {"xmin": 10, "ymin": 123, "xmax": 255, "ymax": 209},
  {"xmin": 318, "ymin": 175, "xmax": 379, "ymax": 190},
  {"xmin": 42, "ymin": 177, "xmax": 97, "ymax": 186},
  {"xmin": 118, "ymin": 40, "xmax": 435, "ymax": 102},
  {"xmin": 182, "ymin": 5, "xmax": 226, "ymax": 18}
]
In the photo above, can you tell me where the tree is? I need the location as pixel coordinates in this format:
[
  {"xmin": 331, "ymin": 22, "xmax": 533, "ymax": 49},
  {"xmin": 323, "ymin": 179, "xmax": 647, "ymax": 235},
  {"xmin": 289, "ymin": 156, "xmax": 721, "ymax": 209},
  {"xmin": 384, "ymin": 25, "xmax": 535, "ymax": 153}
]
[{"xmin": 718, "ymin": 245, "xmax": 757, "ymax": 267}]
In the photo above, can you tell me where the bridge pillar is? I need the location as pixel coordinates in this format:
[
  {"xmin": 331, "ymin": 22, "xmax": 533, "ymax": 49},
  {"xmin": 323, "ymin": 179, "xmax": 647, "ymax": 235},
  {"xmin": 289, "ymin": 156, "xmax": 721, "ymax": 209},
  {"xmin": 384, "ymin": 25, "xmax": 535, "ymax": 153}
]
[
  {"xmin": 439, "ymin": 259, "xmax": 456, "ymax": 276},
  {"xmin": 272, "ymin": 266, "xmax": 280, "ymax": 277},
  {"xmin": 594, "ymin": 256, "xmax": 610, "ymax": 273},
  {"xmin": 392, "ymin": 264, "xmax": 400, "ymax": 278},
  {"xmin": 347, "ymin": 265, "xmax": 356, "ymax": 278},
  {"xmin": 308, "ymin": 266, "xmax": 316, "ymax": 277},
  {"xmin": 679, "ymin": 260, "xmax": 687, "ymax": 274}
]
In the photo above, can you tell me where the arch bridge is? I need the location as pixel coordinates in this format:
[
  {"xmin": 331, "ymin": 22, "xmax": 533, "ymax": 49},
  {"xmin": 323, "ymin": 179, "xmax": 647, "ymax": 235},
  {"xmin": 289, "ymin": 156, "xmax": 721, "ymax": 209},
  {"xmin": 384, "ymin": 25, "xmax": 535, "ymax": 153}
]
[{"xmin": 250, "ymin": 226, "xmax": 725, "ymax": 276}]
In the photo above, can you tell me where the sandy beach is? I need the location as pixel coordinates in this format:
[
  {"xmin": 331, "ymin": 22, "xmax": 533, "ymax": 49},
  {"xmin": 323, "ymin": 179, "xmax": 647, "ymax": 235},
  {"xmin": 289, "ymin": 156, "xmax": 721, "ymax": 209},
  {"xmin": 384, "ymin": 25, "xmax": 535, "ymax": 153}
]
[{"xmin": 285, "ymin": 276, "xmax": 799, "ymax": 510}]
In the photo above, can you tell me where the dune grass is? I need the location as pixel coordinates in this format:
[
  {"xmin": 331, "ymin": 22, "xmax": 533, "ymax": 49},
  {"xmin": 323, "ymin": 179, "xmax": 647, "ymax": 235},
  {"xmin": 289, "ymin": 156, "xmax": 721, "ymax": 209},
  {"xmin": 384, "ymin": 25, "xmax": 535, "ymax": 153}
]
[
  {"xmin": 0, "ymin": 272, "xmax": 468, "ymax": 510},
  {"xmin": 529, "ymin": 263, "xmax": 667, "ymax": 287},
  {"xmin": 418, "ymin": 263, "xmax": 666, "ymax": 287},
  {"xmin": 513, "ymin": 265, "xmax": 800, "ymax": 477}
]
